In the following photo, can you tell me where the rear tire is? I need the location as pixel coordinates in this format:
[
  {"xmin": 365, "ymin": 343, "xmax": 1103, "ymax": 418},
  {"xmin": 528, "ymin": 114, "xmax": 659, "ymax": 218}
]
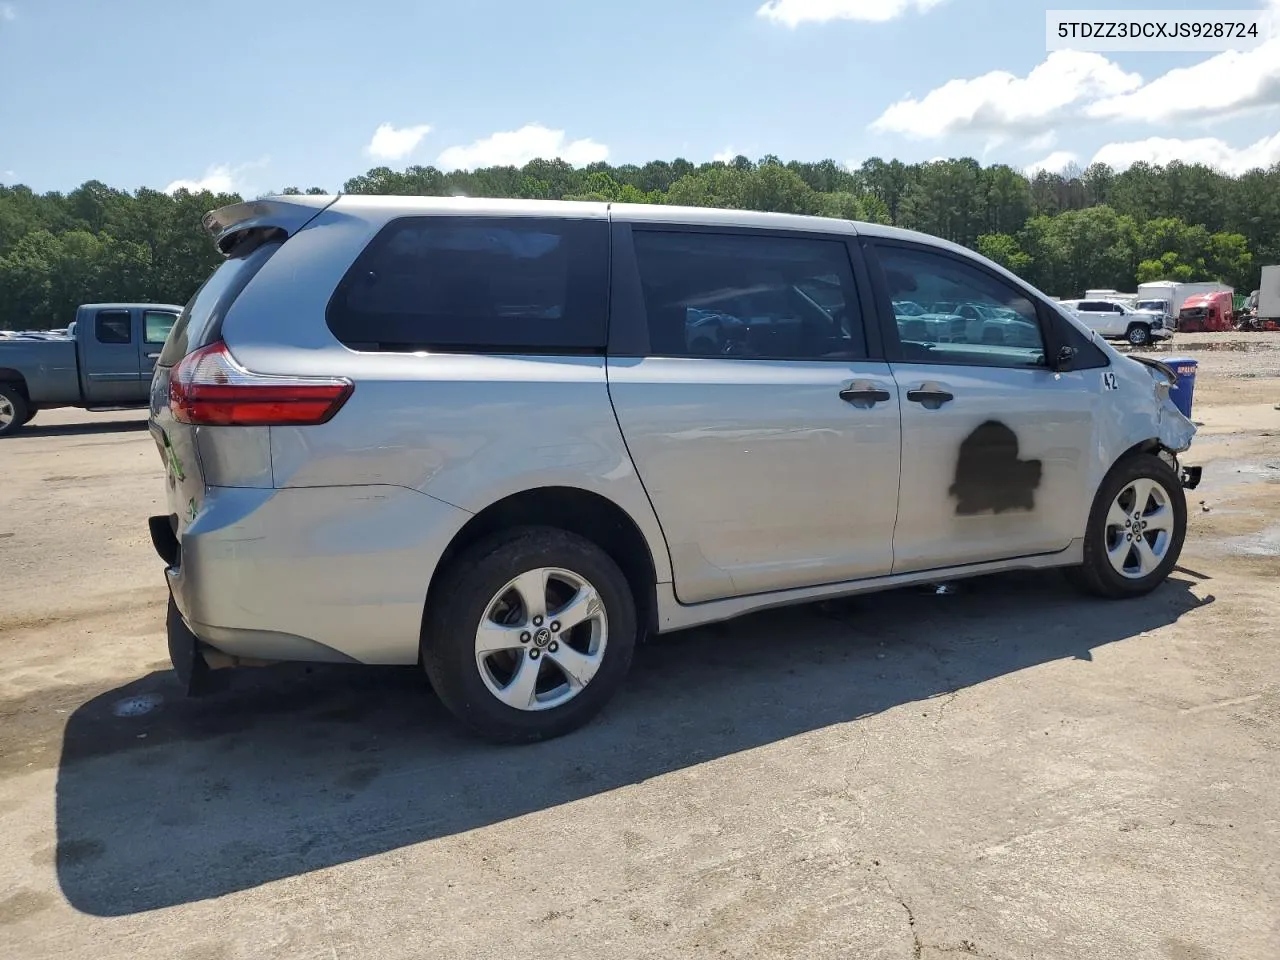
[
  {"xmin": 0, "ymin": 384, "xmax": 29, "ymax": 437},
  {"xmin": 422, "ymin": 526, "xmax": 638, "ymax": 743},
  {"xmin": 1068, "ymin": 453, "xmax": 1186, "ymax": 599},
  {"xmin": 1126, "ymin": 323, "xmax": 1152, "ymax": 346}
]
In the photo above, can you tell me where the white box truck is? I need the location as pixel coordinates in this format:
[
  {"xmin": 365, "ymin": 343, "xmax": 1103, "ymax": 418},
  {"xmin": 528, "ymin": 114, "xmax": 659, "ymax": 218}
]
[
  {"xmin": 1257, "ymin": 265, "xmax": 1280, "ymax": 322},
  {"xmin": 1136, "ymin": 281, "xmax": 1233, "ymax": 329}
]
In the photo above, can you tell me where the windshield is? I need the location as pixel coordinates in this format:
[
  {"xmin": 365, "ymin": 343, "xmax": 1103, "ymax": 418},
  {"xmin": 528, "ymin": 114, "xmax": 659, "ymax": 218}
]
[{"xmin": 1136, "ymin": 300, "xmax": 1164, "ymax": 312}]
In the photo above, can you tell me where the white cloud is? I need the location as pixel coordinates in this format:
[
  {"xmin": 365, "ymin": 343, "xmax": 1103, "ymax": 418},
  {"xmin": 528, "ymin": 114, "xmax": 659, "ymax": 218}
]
[
  {"xmin": 365, "ymin": 122, "xmax": 432, "ymax": 162},
  {"xmin": 757, "ymin": 0, "xmax": 945, "ymax": 27},
  {"xmin": 1091, "ymin": 133, "xmax": 1280, "ymax": 175},
  {"xmin": 1086, "ymin": 38, "xmax": 1280, "ymax": 125},
  {"xmin": 1026, "ymin": 131, "xmax": 1057, "ymax": 152},
  {"xmin": 871, "ymin": 50, "xmax": 1142, "ymax": 140},
  {"xmin": 1025, "ymin": 151, "xmax": 1078, "ymax": 176},
  {"xmin": 713, "ymin": 147, "xmax": 740, "ymax": 163},
  {"xmin": 163, "ymin": 158, "xmax": 269, "ymax": 196},
  {"xmin": 436, "ymin": 124, "xmax": 608, "ymax": 170},
  {"xmin": 0, "ymin": 4, "xmax": 16, "ymax": 21}
]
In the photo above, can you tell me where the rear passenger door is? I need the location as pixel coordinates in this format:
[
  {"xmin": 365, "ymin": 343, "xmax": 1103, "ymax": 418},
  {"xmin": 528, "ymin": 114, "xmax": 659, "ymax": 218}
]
[
  {"xmin": 866, "ymin": 241, "xmax": 1097, "ymax": 574},
  {"xmin": 81, "ymin": 308, "xmax": 143, "ymax": 405},
  {"xmin": 607, "ymin": 225, "xmax": 901, "ymax": 605}
]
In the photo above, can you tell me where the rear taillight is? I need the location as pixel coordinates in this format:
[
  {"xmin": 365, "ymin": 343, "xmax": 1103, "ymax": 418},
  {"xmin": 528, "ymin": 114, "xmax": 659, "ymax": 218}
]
[{"xmin": 169, "ymin": 341, "xmax": 353, "ymax": 426}]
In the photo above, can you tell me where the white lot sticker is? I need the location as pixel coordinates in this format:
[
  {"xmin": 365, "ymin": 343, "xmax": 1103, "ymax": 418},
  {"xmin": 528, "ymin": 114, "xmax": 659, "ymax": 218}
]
[{"xmin": 1102, "ymin": 372, "xmax": 1119, "ymax": 391}]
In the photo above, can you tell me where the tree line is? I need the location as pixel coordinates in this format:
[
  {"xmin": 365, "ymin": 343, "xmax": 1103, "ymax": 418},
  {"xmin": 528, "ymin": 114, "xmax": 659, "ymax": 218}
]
[{"xmin": 2, "ymin": 154, "xmax": 1276, "ymax": 330}]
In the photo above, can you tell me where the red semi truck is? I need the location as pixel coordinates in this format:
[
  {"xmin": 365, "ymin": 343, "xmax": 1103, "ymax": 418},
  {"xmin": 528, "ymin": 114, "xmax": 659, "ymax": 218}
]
[{"xmin": 1178, "ymin": 291, "xmax": 1234, "ymax": 332}]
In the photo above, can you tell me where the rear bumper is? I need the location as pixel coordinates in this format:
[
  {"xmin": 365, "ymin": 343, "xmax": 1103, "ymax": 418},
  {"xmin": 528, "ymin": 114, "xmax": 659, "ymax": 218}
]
[{"xmin": 150, "ymin": 484, "xmax": 472, "ymax": 665}]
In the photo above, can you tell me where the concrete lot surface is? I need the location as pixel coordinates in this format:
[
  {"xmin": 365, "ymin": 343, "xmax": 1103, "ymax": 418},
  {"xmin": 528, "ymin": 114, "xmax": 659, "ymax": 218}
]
[{"xmin": 2, "ymin": 334, "xmax": 1279, "ymax": 959}]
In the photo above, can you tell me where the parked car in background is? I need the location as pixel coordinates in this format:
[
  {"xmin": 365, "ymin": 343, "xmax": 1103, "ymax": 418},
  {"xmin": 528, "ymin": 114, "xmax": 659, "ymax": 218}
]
[
  {"xmin": 149, "ymin": 195, "xmax": 1199, "ymax": 742},
  {"xmin": 0, "ymin": 302, "xmax": 181, "ymax": 436},
  {"xmin": 1134, "ymin": 298, "xmax": 1173, "ymax": 326},
  {"xmin": 1177, "ymin": 291, "xmax": 1234, "ymax": 332},
  {"xmin": 1059, "ymin": 298, "xmax": 1171, "ymax": 346}
]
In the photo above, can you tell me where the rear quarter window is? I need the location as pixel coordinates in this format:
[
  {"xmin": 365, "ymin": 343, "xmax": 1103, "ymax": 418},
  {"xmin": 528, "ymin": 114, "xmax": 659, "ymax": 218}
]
[{"xmin": 325, "ymin": 216, "xmax": 609, "ymax": 353}]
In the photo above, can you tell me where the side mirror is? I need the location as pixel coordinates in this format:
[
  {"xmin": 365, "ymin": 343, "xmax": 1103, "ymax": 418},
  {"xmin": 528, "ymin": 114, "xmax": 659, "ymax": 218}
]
[{"xmin": 1055, "ymin": 344, "xmax": 1077, "ymax": 370}]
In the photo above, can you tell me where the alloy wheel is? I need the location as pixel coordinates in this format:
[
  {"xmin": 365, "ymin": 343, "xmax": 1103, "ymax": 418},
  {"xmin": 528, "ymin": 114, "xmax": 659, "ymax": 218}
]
[
  {"xmin": 1104, "ymin": 477, "xmax": 1175, "ymax": 579},
  {"xmin": 474, "ymin": 566, "xmax": 609, "ymax": 711}
]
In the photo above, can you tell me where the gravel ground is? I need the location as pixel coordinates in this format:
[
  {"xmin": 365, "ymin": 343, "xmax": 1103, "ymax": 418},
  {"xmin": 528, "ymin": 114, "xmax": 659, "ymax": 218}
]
[{"xmin": 1, "ymin": 334, "xmax": 1278, "ymax": 960}]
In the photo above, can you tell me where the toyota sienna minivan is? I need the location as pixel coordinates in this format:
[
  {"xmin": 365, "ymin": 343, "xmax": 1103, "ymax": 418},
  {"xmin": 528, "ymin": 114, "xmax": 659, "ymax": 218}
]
[{"xmin": 149, "ymin": 195, "xmax": 1200, "ymax": 741}]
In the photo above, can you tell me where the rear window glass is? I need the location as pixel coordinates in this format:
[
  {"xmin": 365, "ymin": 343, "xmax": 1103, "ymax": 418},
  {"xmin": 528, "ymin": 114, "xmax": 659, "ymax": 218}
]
[
  {"xmin": 95, "ymin": 311, "xmax": 131, "ymax": 344},
  {"xmin": 157, "ymin": 239, "xmax": 283, "ymax": 367},
  {"xmin": 325, "ymin": 217, "xmax": 609, "ymax": 353}
]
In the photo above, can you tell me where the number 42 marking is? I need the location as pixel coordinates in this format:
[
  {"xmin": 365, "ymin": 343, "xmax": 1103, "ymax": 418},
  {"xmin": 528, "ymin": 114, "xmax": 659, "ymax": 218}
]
[{"xmin": 1102, "ymin": 372, "xmax": 1118, "ymax": 391}]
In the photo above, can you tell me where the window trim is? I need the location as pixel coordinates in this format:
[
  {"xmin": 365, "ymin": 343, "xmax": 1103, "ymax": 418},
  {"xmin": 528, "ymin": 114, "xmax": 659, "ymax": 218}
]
[
  {"xmin": 607, "ymin": 222, "xmax": 881, "ymax": 362},
  {"xmin": 324, "ymin": 214, "xmax": 610, "ymax": 356},
  {"xmin": 863, "ymin": 238, "xmax": 1068, "ymax": 371},
  {"xmin": 94, "ymin": 309, "xmax": 133, "ymax": 345}
]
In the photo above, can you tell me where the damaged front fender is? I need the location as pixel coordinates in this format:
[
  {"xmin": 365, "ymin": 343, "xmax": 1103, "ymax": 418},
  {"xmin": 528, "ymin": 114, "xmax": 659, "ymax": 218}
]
[
  {"xmin": 1157, "ymin": 396, "xmax": 1196, "ymax": 453},
  {"xmin": 1130, "ymin": 354, "xmax": 1196, "ymax": 453}
]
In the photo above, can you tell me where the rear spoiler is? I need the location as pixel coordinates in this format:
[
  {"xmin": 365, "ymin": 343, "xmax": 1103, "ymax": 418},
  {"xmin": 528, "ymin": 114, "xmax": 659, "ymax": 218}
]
[{"xmin": 202, "ymin": 195, "xmax": 340, "ymax": 257}]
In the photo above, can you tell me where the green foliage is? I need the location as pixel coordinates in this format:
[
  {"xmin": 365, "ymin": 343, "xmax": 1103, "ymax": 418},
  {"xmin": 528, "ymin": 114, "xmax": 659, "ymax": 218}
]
[
  {"xmin": 3, "ymin": 154, "xmax": 1279, "ymax": 328},
  {"xmin": 976, "ymin": 233, "xmax": 1033, "ymax": 275}
]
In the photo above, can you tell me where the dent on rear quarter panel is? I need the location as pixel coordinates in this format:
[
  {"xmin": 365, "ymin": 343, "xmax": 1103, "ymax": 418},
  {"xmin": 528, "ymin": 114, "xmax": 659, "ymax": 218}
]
[
  {"xmin": 268, "ymin": 353, "xmax": 675, "ymax": 585},
  {"xmin": 195, "ymin": 426, "xmax": 273, "ymax": 488}
]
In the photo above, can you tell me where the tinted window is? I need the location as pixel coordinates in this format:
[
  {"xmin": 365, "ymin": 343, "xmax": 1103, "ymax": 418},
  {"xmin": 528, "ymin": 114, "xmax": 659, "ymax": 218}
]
[
  {"xmin": 95, "ymin": 311, "xmax": 131, "ymax": 344},
  {"xmin": 1076, "ymin": 301, "xmax": 1101, "ymax": 312},
  {"xmin": 144, "ymin": 311, "xmax": 178, "ymax": 344},
  {"xmin": 631, "ymin": 230, "xmax": 866, "ymax": 360},
  {"xmin": 877, "ymin": 245, "xmax": 1046, "ymax": 369},
  {"xmin": 327, "ymin": 217, "xmax": 609, "ymax": 353}
]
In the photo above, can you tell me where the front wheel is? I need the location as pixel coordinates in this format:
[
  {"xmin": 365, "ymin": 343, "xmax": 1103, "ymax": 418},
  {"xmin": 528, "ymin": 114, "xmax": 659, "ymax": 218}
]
[
  {"xmin": 1126, "ymin": 323, "xmax": 1152, "ymax": 346},
  {"xmin": 1069, "ymin": 453, "xmax": 1187, "ymax": 599},
  {"xmin": 422, "ymin": 526, "xmax": 638, "ymax": 743}
]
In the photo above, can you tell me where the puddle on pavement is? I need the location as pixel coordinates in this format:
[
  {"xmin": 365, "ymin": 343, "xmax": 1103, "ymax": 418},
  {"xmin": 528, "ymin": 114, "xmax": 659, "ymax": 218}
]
[
  {"xmin": 1193, "ymin": 460, "xmax": 1280, "ymax": 494},
  {"xmin": 1225, "ymin": 525, "xmax": 1280, "ymax": 557},
  {"xmin": 111, "ymin": 693, "xmax": 164, "ymax": 718}
]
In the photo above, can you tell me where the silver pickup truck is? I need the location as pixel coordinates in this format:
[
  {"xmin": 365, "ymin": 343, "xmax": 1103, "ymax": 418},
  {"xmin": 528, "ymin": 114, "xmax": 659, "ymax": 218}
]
[{"xmin": 0, "ymin": 302, "xmax": 182, "ymax": 436}]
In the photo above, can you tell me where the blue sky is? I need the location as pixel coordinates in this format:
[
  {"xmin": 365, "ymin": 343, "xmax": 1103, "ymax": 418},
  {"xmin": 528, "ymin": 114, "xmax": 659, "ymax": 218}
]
[{"xmin": 1, "ymin": 0, "xmax": 1277, "ymax": 195}]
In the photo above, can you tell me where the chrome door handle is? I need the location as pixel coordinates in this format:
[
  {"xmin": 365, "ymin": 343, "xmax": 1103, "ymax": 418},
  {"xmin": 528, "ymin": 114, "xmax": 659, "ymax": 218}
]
[
  {"xmin": 146, "ymin": 352, "xmax": 161, "ymax": 359},
  {"xmin": 839, "ymin": 387, "xmax": 891, "ymax": 404},
  {"xmin": 839, "ymin": 381, "xmax": 892, "ymax": 407},
  {"xmin": 906, "ymin": 382, "xmax": 954, "ymax": 407}
]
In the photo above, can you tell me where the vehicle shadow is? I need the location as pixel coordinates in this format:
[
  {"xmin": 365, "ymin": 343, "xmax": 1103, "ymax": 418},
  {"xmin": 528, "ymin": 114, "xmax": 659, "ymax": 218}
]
[
  {"xmin": 21, "ymin": 418, "xmax": 149, "ymax": 438},
  {"xmin": 54, "ymin": 571, "xmax": 1211, "ymax": 917}
]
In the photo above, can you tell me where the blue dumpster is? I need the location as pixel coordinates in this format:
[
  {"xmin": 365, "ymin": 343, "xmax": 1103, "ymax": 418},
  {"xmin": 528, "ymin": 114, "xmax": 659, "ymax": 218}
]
[{"xmin": 1164, "ymin": 356, "xmax": 1198, "ymax": 420}]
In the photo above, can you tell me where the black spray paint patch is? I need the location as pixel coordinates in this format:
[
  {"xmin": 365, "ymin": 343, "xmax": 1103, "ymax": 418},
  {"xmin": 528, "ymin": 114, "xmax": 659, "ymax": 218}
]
[{"xmin": 949, "ymin": 420, "xmax": 1043, "ymax": 515}]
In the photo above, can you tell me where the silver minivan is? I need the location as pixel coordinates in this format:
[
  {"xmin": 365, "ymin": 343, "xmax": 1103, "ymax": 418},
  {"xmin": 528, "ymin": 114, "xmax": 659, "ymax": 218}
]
[{"xmin": 149, "ymin": 196, "xmax": 1201, "ymax": 741}]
